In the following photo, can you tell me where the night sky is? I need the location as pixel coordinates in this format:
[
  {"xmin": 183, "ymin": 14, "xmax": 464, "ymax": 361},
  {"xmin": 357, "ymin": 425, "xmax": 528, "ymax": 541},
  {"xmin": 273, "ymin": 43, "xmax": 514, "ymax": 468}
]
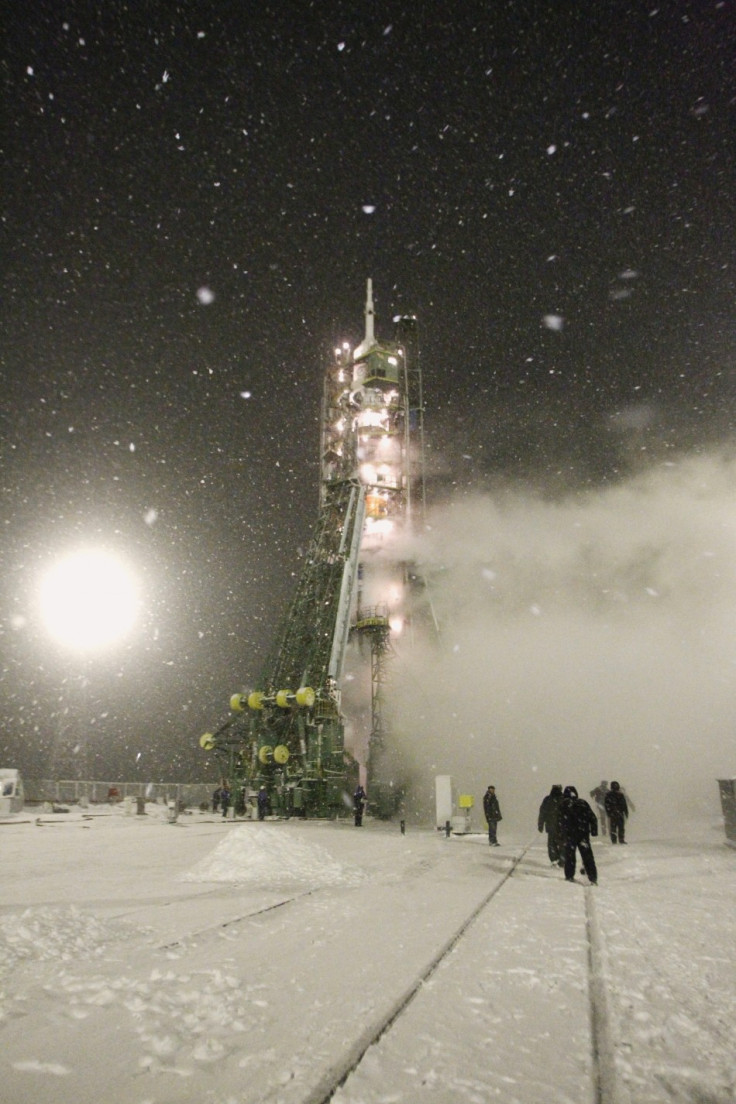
[{"xmin": 2, "ymin": 1, "xmax": 735, "ymax": 783}]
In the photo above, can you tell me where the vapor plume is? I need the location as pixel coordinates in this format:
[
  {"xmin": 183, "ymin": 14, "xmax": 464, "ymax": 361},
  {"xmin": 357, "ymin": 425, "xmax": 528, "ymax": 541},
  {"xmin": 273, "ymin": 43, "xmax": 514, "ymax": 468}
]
[{"xmin": 388, "ymin": 452, "xmax": 736, "ymax": 835}]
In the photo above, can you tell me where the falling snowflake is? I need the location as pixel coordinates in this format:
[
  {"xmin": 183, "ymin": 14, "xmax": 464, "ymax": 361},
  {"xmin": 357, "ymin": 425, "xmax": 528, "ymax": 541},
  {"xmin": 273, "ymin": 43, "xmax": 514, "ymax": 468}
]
[
  {"xmin": 542, "ymin": 314, "xmax": 564, "ymax": 331},
  {"xmin": 196, "ymin": 287, "xmax": 215, "ymax": 305},
  {"xmin": 362, "ymin": 205, "xmax": 376, "ymax": 214}
]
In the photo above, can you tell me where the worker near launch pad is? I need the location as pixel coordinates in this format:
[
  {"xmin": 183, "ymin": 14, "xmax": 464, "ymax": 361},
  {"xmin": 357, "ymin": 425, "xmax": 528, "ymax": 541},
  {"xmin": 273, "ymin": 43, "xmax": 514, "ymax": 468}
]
[
  {"xmin": 589, "ymin": 780, "xmax": 609, "ymax": 836},
  {"xmin": 559, "ymin": 786, "xmax": 598, "ymax": 884},
  {"xmin": 604, "ymin": 781, "xmax": 629, "ymax": 844},
  {"xmin": 353, "ymin": 785, "xmax": 367, "ymax": 826},
  {"xmin": 483, "ymin": 785, "xmax": 502, "ymax": 846},
  {"xmin": 538, "ymin": 783, "xmax": 565, "ymax": 865}
]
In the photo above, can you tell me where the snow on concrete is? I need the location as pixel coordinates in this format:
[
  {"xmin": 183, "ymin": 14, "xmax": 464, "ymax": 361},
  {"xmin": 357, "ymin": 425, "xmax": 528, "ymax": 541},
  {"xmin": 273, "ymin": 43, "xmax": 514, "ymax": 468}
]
[
  {"xmin": 0, "ymin": 804, "xmax": 733, "ymax": 1104},
  {"xmin": 182, "ymin": 823, "xmax": 367, "ymax": 887}
]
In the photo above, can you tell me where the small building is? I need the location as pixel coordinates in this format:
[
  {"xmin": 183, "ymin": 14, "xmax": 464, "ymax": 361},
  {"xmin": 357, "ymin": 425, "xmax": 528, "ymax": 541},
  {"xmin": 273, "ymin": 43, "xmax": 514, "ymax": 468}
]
[
  {"xmin": 717, "ymin": 779, "xmax": 736, "ymax": 848},
  {"xmin": 0, "ymin": 770, "xmax": 24, "ymax": 815}
]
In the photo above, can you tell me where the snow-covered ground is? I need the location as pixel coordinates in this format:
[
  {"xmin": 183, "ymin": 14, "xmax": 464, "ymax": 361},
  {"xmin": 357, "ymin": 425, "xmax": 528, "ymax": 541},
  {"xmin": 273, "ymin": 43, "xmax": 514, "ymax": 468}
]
[{"xmin": 0, "ymin": 803, "xmax": 733, "ymax": 1104}]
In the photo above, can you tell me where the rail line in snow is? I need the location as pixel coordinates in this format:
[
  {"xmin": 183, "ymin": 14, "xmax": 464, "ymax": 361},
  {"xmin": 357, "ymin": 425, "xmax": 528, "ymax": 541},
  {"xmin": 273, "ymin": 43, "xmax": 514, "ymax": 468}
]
[
  {"xmin": 134, "ymin": 833, "xmax": 626, "ymax": 1104},
  {"xmin": 293, "ymin": 841, "xmax": 626, "ymax": 1104},
  {"xmin": 153, "ymin": 842, "xmax": 451, "ymax": 952},
  {"xmin": 303, "ymin": 842, "xmax": 533, "ymax": 1104},
  {"xmin": 585, "ymin": 884, "xmax": 630, "ymax": 1104},
  {"xmin": 155, "ymin": 888, "xmax": 322, "ymax": 950}
]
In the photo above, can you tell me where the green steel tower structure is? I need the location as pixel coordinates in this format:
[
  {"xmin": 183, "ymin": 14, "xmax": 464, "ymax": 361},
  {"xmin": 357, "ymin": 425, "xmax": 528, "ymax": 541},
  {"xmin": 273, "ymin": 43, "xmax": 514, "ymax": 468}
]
[{"xmin": 201, "ymin": 283, "xmax": 422, "ymax": 818}]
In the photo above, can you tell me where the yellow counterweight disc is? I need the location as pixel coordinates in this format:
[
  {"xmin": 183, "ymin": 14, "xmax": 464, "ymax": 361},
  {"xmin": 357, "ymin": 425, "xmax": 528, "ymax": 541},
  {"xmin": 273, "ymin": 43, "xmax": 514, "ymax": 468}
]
[
  {"xmin": 258, "ymin": 745, "xmax": 273, "ymax": 764},
  {"xmin": 248, "ymin": 691, "xmax": 265, "ymax": 710},
  {"xmin": 273, "ymin": 744, "xmax": 290, "ymax": 764},
  {"xmin": 230, "ymin": 693, "xmax": 246, "ymax": 712},
  {"xmin": 295, "ymin": 686, "xmax": 316, "ymax": 708},
  {"xmin": 200, "ymin": 733, "xmax": 215, "ymax": 750},
  {"xmin": 275, "ymin": 689, "xmax": 292, "ymax": 708}
]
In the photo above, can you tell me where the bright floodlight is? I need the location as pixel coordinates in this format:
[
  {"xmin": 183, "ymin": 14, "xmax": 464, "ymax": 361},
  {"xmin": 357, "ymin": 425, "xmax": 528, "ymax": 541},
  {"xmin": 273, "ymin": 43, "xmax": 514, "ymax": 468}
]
[{"xmin": 39, "ymin": 550, "xmax": 139, "ymax": 650}]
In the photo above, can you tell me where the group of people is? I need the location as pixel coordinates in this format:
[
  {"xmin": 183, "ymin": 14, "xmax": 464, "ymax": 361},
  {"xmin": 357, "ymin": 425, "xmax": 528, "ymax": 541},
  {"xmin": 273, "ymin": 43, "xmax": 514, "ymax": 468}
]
[
  {"xmin": 482, "ymin": 779, "xmax": 632, "ymax": 886},
  {"xmin": 537, "ymin": 785, "xmax": 599, "ymax": 883},
  {"xmin": 211, "ymin": 782, "xmax": 271, "ymax": 820},
  {"xmin": 589, "ymin": 779, "xmax": 634, "ymax": 842},
  {"xmin": 537, "ymin": 779, "xmax": 632, "ymax": 885},
  {"xmin": 211, "ymin": 780, "xmax": 630, "ymax": 871}
]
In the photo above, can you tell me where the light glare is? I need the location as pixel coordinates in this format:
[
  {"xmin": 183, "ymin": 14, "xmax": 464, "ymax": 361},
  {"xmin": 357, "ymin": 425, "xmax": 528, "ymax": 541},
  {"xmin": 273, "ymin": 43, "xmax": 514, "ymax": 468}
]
[{"xmin": 39, "ymin": 550, "xmax": 139, "ymax": 650}]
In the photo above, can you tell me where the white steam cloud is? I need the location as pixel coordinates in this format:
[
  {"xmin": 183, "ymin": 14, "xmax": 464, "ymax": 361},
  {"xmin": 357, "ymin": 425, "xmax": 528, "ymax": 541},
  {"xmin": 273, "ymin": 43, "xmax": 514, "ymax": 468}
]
[{"xmin": 387, "ymin": 452, "xmax": 736, "ymax": 836}]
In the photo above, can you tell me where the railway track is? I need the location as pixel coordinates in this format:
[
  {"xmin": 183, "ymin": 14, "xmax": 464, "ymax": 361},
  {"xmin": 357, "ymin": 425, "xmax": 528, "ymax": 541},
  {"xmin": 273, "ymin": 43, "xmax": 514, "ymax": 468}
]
[
  {"xmin": 276, "ymin": 842, "xmax": 626, "ymax": 1104},
  {"xmin": 126, "ymin": 835, "xmax": 734, "ymax": 1104},
  {"xmin": 304, "ymin": 843, "xmax": 534, "ymax": 1104},
  {"xmin": 156, "ymin": 888, "xmax": 323, "ymax": 950},
  {"xmin": 1, "ymin": 827, "xmax": 649, "ymax": 1104},
  {"xmin": 585, "ymin": 887, "xmax": 630, "ymax": 1104},
  {"xmin": 147, "ymin": 838, "xmax": 623, "ymax": 1104}
]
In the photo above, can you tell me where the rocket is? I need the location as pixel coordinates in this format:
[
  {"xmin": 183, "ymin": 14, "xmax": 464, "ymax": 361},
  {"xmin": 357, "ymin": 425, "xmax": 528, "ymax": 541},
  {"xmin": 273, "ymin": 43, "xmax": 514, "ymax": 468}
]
[{"xmin": 353, "ymin": 278, "xmax": 376, "ymax": 362}]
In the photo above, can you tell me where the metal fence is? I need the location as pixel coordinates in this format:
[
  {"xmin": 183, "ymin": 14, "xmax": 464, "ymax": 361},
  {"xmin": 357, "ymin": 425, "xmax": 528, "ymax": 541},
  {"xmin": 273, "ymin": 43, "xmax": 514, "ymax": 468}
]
[{"xmin": 23, "ymin": 779, "xmax": 214, "ymax": 808}]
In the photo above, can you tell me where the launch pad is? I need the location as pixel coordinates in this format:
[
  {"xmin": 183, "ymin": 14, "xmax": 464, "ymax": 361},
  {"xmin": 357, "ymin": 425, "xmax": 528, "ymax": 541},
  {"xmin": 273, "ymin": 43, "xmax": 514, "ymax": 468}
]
[{"xmin": 201, "ymin": 282, "xmax": 423, "ymax": 818}]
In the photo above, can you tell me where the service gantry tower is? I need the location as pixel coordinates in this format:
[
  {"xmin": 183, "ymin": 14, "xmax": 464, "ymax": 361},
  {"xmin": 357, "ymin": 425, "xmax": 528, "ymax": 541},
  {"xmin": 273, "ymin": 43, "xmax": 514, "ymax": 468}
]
[{"xmin": 201, "ymin": 281, "xmax": 423, "ymax": 817}]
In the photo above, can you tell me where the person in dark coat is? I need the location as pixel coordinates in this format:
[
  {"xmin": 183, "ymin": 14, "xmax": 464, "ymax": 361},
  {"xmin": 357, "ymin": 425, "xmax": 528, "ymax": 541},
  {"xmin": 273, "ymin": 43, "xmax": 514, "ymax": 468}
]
[
  {"xmin": 559, "ymin": 785, "xmax": 598, "ymax": 884},
  {"xmin": 257, "ymin": 786, "xmax": 269, "ymax": 820},
  {"xmin": 220, "ymin": 783, "xmax": 231, "ymax": 818},
  {"xmin": 620, "ymin": 784, "xmax": 636, "ymax": 814},
  {"xmin": 604, "ymin": 780, "xmax": 629, "ymax": 843},
  {"xmin": 482, "ymin": 784, "xmax": 502, "ymax": 846},
  {"xmin": 353, "ymin": 785, "xmax": 367, "ymax": 826},
  {"xmin": 212, "ymin": 786, "xmax": 222, "ymax": 813},
  {"xmin": 538, "ymin": 784, "xmax": 564, "ymax": 865}
]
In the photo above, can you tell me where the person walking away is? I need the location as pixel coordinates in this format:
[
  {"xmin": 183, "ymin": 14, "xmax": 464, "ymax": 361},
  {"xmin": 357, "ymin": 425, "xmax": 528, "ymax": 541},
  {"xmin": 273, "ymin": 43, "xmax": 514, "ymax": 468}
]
[
  {"xmin": 483, "ymin": 785, "xmax": 502, "ymax": 846},
  {"xmin": 538, "ymin": 784, "xmax": 564, "ymax": 865},
  {"xmin": 212, "ymin": 785, "xmax": 222, "ymax": 814},
  {"xmin": 589, "ymin": 780, "xmax": 609, "ymax": 837},
  {"xmin": 559, "ymin": 786, "xmax": 598, "ymax": 884},
  {"xmin": 620, "ymin": 784, "xmax": 636, "ymax": 814},
  {"xmin": 257, "ymin": 786, "xmax": 269, "ymax": 820},
  {"xmin": 604, "ymin": 780, "xmax": 629, "ymax": 843},
  {"xmin": 220, "ymin": 782, "xmax": 231, "ymax": 818},
  {"xmin": 353, "ymin": 784, "xmax": 367, "ymax": 826}
]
